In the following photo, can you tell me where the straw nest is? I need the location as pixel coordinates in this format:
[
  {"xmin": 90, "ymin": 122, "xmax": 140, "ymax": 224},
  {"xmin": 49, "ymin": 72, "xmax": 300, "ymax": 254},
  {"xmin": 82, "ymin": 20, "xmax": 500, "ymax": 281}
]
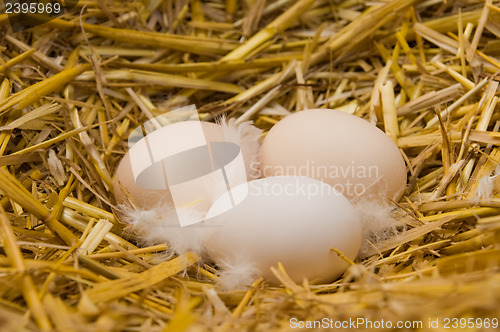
[{"xmin": 1, "ymin": 0, "xmax": 500, "ymax": 331}]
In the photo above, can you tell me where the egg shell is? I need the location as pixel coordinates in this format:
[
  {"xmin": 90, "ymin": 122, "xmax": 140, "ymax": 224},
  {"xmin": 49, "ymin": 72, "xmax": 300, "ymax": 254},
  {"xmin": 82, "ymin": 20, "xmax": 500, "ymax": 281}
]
[
  {"xmin": 204, "ymin": 176, "xmax": 361, "ymax": 285},
  {"xmin": 259, "ymin": 109, "xmax": 407, "ymax": 201},
  {"xmin": 114, "ymin": 121, "xmax": 232, "ymax": 211}
]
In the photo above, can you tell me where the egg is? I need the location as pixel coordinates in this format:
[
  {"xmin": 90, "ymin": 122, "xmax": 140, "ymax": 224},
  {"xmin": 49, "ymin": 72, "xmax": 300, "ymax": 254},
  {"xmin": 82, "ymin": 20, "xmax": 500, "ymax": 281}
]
[
  {"xmin": 259, "ymin": 109, "xmax": 407, "ymax": 201},
  {"xmin": 114, "ymin": 120, "xmax": 248, "ymax": 226},
  {"xmin": 204, "ymin": 176, "xmax": 361, "ymax": 285}
]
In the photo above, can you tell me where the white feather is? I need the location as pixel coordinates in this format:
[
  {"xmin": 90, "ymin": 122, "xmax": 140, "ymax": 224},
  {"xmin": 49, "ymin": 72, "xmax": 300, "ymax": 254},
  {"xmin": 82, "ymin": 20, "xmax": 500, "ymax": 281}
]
[
  {"xmin": 473, "ymin": 165, "xmax": 500, "ymax": 203},
  {"xmin": 117, "ymin": 202, "xmax": 209, "ymax": 256},
  {"xmin": 214, "ymin": 257, "xmax": 259, "ymax": 291},
  {"xmin": 353, "ymin": 198, "xmax": 404, "ymax": 258},
  {"xmin": 217, "ymin": 115, "xmax": 262, "ymax": 180}
]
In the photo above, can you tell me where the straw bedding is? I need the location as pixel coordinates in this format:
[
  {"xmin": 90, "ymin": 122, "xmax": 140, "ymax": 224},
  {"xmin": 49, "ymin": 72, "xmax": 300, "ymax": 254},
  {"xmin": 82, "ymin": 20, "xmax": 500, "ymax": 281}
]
[{"xmin": 0, "ymin": 0, "xmax": 500, "ymax": 331}]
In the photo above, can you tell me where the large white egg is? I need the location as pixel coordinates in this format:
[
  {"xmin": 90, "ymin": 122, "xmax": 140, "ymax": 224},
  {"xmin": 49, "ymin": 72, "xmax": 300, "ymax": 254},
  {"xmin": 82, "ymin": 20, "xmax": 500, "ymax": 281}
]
[
  {"xmin": 204, "ymin": 176, "xmax": 361, "ymax": 285},
  {"xmin": 114, "ymin": 121, "xmax": 248, "ymax": 227},
  {"xmin": 114, "ymin": 121, "xmax": 226, "ymax": 209},
  {"xmin": 259, "ymin": 109, "xmax": 407, "ymax": 201}
]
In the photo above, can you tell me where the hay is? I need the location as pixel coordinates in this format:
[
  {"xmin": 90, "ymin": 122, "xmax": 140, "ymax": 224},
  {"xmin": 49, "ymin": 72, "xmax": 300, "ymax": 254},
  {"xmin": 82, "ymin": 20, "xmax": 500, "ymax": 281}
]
[{"xmin": 1, "ymin": 0, "xmax": 500, "ymax": 330}]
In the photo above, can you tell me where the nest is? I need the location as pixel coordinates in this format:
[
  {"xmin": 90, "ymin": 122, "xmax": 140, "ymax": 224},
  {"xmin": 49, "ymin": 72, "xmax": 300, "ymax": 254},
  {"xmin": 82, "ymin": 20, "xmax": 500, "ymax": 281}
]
[{"xmin": 1, "ymin": 0, "xmax": 500, "ymax": 330}]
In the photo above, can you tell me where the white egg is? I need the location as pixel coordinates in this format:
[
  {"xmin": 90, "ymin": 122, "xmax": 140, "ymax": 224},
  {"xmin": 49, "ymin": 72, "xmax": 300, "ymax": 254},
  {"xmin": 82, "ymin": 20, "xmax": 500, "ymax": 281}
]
[
  {"xmin": 204, "ymin": 176, "xmax": 361, "ymax": 285},
  {"xmin": 114, "ymin": 121, "xmax": 227, "ymax": 210},
  {"xmin": 259, "ymin": 109, "xmax": 407, "ymax": 201},
  {"xmin": 114, "ymin": 121, "xmax": 249, "ymax": 227}
]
